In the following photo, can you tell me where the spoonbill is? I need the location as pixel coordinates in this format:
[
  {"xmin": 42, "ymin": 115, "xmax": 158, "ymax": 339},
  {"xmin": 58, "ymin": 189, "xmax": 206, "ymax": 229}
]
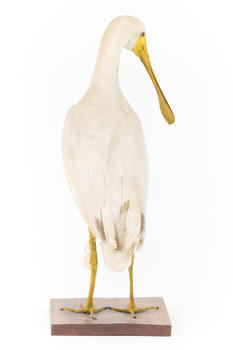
[{"xmin": 61, "ymin": 15, "xmax": 174, "ymax": 319}]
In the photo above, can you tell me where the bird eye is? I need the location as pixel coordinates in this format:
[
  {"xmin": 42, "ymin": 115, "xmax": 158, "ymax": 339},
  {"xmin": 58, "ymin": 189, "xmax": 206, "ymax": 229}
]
[{"xmin": 140, "ymin": 32, "xmax": 145, "ymax": 37}]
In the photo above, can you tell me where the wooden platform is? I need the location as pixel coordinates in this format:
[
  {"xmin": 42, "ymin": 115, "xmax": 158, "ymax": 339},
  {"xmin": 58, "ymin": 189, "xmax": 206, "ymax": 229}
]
[{"xmin": 50, "ymin": 297, "xmax": 171, "ymax": 336}]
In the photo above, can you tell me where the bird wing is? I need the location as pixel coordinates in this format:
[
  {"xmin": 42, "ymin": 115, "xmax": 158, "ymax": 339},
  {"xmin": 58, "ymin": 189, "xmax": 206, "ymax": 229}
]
[{"xmin": 62, "ymin": 101, "xmax": 148, "ymax": 270}]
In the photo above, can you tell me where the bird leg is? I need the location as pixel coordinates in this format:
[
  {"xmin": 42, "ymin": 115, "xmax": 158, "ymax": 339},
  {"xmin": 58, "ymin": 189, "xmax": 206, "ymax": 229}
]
[
  {"xmin": 110, "ymin": 254, "xmax": 159, "ymax": 318},
  {"xmin": 61, "ymin": 228, "xmax": 108, "ymax": 319}
]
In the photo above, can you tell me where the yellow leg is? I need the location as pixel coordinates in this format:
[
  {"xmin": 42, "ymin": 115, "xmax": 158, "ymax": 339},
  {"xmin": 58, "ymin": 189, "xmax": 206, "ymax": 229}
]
[
  {"xmin": 110, "ymin": 254, "xmax": 159, "ymax": 318},
  {"xmin": 61, "ymin": 228, "xmax": 108, "ymax": 320}
]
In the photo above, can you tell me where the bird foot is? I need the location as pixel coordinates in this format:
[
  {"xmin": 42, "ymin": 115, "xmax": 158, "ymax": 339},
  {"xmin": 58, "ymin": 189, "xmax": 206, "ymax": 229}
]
[
  {"xmin": 61, "ymin": 303, "xmax": 108, "ymax": 320},
  {"xmin": 109, "ymin": 303, "xmax": 159, "ymax": 319}
]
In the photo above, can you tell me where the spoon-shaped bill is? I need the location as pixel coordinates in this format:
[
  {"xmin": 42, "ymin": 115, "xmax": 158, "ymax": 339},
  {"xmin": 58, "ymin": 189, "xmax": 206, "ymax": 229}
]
[{"xmin": 133, "ymin": 35, "xmax": 175, "ymax": 125}]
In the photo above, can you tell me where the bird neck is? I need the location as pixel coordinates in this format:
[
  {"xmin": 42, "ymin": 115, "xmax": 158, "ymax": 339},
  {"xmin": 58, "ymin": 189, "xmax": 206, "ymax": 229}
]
[{"xmin": 89, "ymin": 29, "xmax": 124, "ymax": 90}]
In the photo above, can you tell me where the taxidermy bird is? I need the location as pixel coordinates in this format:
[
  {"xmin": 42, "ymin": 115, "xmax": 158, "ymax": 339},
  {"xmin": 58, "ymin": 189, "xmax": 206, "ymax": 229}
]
[{"xmin": 61, "ymin": 15, "xmax": 174, "ymax": 319}]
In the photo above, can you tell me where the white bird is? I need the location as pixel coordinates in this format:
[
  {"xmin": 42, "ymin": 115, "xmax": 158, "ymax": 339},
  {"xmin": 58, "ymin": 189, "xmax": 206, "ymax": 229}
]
[{"xmin": 61, "ymin": 15, "xmax": 174, "ymax": 319}]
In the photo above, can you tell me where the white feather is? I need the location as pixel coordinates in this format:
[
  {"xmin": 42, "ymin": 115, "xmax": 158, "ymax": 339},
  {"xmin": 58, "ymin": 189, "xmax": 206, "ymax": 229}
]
[{"xmin": 62, "ymin": 16, "xmax": 149, "ymax": 271}]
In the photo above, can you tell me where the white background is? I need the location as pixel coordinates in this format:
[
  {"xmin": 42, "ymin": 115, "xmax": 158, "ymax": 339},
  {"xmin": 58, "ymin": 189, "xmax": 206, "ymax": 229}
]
[{"xmin": 1, "ymin": 0, "xmax": 232, "ymax": 349}]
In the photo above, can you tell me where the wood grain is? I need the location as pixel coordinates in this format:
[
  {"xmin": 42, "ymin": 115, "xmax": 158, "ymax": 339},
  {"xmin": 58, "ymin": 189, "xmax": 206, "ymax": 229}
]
[{"xmin": 50, "ymin": 297, "xmax": 171, "ymax": 336}]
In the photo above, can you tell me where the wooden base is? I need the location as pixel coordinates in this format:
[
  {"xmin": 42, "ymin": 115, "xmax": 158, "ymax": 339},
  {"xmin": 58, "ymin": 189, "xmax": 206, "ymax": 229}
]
[{"xmin": 50, "ymin": 297, "xmax": 171, "ymax": 336}]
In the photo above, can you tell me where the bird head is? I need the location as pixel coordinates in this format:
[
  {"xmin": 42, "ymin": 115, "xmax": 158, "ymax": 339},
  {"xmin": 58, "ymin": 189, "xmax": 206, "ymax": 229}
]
[{"xmin": 119, "ymin": 16, "xmax": 175, "ymax": 125}]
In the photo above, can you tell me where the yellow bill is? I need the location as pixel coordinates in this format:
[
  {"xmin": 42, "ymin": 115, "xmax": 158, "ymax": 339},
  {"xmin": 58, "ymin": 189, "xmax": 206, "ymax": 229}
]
[{"xmin": 133, "ymin": 33, "xmax": 175, "ymax": 124}]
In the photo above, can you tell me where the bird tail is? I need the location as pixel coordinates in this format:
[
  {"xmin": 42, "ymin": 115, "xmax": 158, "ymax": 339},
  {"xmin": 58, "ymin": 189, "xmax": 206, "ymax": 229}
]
[{"xmin": 100, "ymin": 199, "xmax": 145, "ymax": 271}]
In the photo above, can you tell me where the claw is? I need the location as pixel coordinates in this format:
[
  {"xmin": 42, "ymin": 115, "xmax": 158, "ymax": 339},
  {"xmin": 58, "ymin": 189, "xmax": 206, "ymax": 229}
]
[
  {"xmin": 60, "ymin": 304, "xmax": 108, "ymax": 319},
  {"xmin": 90, "ymin": 309, "xmax": 97, "ymax": 320},
  {"xmin": 109, "ymin": 304, "xmax": 159, "ymax": 318}
]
